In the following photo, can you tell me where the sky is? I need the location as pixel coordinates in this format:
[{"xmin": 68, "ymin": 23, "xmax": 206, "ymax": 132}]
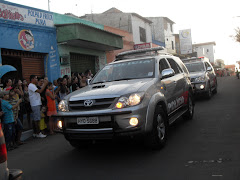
[{"xmin": 5, "ymin": 0, "xmax": 240, "ymax": 65}]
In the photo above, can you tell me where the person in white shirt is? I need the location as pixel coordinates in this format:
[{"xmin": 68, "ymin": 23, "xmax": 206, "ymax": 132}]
[{"xmin": 28, "ymin": 75, "xmax": 48, "ymax": 138}]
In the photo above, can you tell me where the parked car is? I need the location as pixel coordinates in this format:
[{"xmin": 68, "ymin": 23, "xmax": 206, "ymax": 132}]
[
  {"xmin": 182, "ymin": 57, "xmax": 217, "ymax": 99},
  {"xmin": 0, "ymin": 123, "xmax": 23, "ymax": 180},
  {"xmin": 56, "ymin": 47, "xmax": 194, "ymax": 149}
]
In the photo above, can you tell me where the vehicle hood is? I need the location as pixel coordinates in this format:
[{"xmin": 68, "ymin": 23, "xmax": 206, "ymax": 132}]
[
  {"xmin": 68, "ymin": 79, "xmax": 153, "ymax": 101},
  {"xmin": 189, "ymin": 71, "xmax": 205, "ymax": 78}
]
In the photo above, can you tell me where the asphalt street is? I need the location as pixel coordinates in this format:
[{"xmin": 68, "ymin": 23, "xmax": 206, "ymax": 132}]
[{"xmin": 7, "ymin": 76, "xmax": 240, "ymax": 180}]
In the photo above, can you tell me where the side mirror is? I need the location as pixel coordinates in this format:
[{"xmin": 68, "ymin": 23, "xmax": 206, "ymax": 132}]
[
  {"xmin": 87, "ymin": 79, "xmax": 91, "ymax": 85},
  {"xmin": 207, "ymin": 67, "xmax": 212, "ymax": 71},
  {"xmin": 161, "ymin": 68, "xmax": 175, "ymax": 79}
]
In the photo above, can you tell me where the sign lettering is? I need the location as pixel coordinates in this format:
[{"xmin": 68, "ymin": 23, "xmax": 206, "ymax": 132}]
[{"xmin": 0, "ymin": 3, "xmax": 54, "ymax": 27}]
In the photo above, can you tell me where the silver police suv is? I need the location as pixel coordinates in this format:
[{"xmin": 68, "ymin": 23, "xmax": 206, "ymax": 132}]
[
  {"xmin": 56, "ymin": 47, "xmax": 194, "ymax": 149},
  {"xmin": 182, "ymin": 57, "xmax": 217, "ymax": 99}
]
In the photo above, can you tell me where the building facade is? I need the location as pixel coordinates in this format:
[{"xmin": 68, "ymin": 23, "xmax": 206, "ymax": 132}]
[
  {"xmin": 104, "ymin": 26, "xmax": 134, "ymax": 63},
  {"xmin": 54, "ymin": 13, "xmax": 123, "ymax": 77},
  {"xmin": 146, "ymin": 17, "xmax": 176, "ymax": 54},
  {"xmin": 0, "ymin": 1, "xmax": 60, "ymax": 83},
  {"xmin": 81, "ymin": 8, "xmax": 152, "ymax": 45},
  {"xmin": 193, "ymin": 42, "xmax": 216, "ymax": 64}
]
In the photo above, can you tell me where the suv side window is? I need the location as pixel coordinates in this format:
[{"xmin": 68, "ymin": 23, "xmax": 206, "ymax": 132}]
[
  {"xmin": 205, "ymin": 62, "xmax": 211, "ymax": 71},
  {"xmin": 178, "ymin": 60, "xmax": 189, "ymax": 74},
  {"xmin": 167, "ymin": 58, "xmax": 182, "ymax": 74},
  {"xmin": 159, "ymin": 58, "xmax": 170, "ymax": 74}
]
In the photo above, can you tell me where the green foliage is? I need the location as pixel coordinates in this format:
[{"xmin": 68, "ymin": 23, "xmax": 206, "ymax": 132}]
[
  {"xmin": 215, "ymin": 59, "xmax": 225, "ymax": 68},
  {"xmin": 234, "ymin": 27, "xmax": 240, "ymax": 43}
]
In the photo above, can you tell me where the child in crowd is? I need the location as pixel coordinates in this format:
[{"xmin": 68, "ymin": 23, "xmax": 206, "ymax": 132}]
[
  {"xmin": 1, "ymin": 91, "xmax": 22, "ymax": 150},
  {"xmin": 45, "ymin": 82, "xmax": 57, "ymax": 134},
  {"xmin": 39, "ymin": 106, "xmax": 47, "ymax": 134},
  {"xmin": 9, "ymin": 88, "xmax": 24, "ymax": 146}
]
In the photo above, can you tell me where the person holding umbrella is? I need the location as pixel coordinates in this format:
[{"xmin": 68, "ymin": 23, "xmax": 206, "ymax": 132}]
[{"xmin": 4, "ymin": 79, "xmax": 13, "ymax": 91}]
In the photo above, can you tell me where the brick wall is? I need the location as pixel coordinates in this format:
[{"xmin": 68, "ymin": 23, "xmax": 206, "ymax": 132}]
[{"xmin": 104, "ymin": 26, "xmax": 134, "ymax": 63}]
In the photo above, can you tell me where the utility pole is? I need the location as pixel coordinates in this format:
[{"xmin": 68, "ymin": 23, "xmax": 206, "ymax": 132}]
[{"xmin": 48, "ymin": 0, "xmax": 50, "ymax": 11}]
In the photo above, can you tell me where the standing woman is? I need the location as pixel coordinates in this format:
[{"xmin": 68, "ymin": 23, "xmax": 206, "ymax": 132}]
[
  {"xmin": 22, "ymin": 79, "xmax": 31, "ymax": 114},
  {"xmin": 79, "ymin": 75, "xmax": 88, "ymax": 88},
  {"xmin": 71, "ymin": 76, "xmax": 79, "ymax": 91},
  {"xmin": 58, "ymin": 78, "xmax": 69, "ymax": 100},
  {"xmin": 45, "ymin": 82, "xmax": 57, "ymax": 134},
  {"xmin": 4, "ymin": 79, "xmax": 13, "ymax": 91}
]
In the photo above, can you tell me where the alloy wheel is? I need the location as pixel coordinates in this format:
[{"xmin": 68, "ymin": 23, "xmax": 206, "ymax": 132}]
[{"xmin": 157, "ymin": 114, "xmax": 165, "ymax": 140}]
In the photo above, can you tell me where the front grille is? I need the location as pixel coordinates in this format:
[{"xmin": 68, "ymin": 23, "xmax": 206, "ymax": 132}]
[
  {"xmin": 69, "ymin": 97, "xmax": 117, "ymax": 111},
  {"xmin": 67, "ymin": 121, "xmax": 112, "ymax": 129}
]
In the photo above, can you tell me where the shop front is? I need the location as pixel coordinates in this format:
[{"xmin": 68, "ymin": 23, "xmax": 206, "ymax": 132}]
[
  {"xmin": 0, "ymin": 1, "xmax": 60, "ymax": 84},
  {"xmin": 54, "ymin": 14, "xmax": 123, "ymax": 77},
  {"xmin": 0, "ymin": 2, "xmax": 60, "ymax": 131}
]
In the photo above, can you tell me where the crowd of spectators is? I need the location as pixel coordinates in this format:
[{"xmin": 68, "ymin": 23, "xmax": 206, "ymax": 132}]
[{"xmin": 0, "ymin": 69, "xmax": 93, "ymax": 151}]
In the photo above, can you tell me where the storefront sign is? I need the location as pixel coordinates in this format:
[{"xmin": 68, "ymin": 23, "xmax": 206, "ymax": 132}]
[
  {"xmin": 0, "ymin": 2, "xmax": 54, "ymax": 27},
  {"xmin": 60, "ymin": 65, "xmax": 71, "ymax": 77},
  {"xmin": 134, "ymin": 43, "xmax": 152, "ymax": 50},
  {"xmin": 179, "ymin": 29, "xmax": 192, "ymax": 54},
  {"xmin": 18, "ymin": 29, "xmax": 34, "ymax": 50}
]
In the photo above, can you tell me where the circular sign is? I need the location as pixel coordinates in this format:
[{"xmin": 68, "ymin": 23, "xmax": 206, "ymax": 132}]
[
  {"xmin": 181, "ymin": 30, "xmax": 190, "ymax": 39},
  {"xmin": 18, "ymin": 29, "xmax": 35, "ymax": 51}
]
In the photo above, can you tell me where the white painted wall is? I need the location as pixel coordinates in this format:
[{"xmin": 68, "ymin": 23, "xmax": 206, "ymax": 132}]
[
  {"xmin": 164, "ymin": 22, "xmax": 176, "ymax": 54},
  {"xmin": 148, "ymin": 17, "xmax": 165, "ymax": 42},
  {"xmin": 131, "ymin": 15, "xmax": 152, "ymax": 44},
  {"xmin": 193, "ymin": 44, "xmax": 215, "ymax": 64},
  {"xmin": 147, "ymin": 17, "xmax": 176, "ymax": 53}
]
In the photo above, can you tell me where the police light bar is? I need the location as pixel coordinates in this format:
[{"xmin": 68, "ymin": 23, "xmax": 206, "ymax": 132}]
[
  {"xmin": 182, "ymin": 57, "xmax": 202, "ymax": 62},
  {"xmin": 116, "ymin": 46, "xmax": 165, "ymax": 60}
]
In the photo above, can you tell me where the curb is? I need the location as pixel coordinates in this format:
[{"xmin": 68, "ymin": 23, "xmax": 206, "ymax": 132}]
[{"xmin": 21, "ymin": 129, "xmax": 33, "ymax": 141}]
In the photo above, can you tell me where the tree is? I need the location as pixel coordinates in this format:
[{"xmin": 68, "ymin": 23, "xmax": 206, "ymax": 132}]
[
  {"xmin": 234, "ymin": 27, "xmax": 240, "ymax": 43},
  {"xmin": 215, "ymin": 59, "xmax": 225, "ymax": 68}
]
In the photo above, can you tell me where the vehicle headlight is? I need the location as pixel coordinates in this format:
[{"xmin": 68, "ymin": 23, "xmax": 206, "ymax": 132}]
[
  {"xmin": 194, "ymin": 76, "xmax": 205, "ymax": 82},
  {"xmin": 115, "ymin": 92, "xmax": 144, "ymax": 109},
  {"xmin": 58, "ymin": 100, "xmax": 69, "ymax": 112}
]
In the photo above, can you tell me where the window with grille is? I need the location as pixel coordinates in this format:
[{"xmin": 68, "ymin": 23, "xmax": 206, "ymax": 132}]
[{"xmin": 139, "ymin": 27, "xmax": 146, "ymax": 42}]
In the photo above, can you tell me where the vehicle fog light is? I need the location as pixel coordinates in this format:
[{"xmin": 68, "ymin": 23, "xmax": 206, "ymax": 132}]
[
  {"xmin": 57, "ymin": 120, "xmax": 63, "ymax": 129},
  {"xmin": 116, "ymin": 102, "xmax": 123, "ymax": 109},
  {"xmin": 200, "ymin": 85, "xmax": 205, "ymax": 89},
  {"xmin": 129, "ymin": 117, "xmax": 138, "ymax": 126}
]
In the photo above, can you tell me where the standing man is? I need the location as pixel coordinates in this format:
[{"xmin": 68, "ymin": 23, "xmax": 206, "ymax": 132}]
[{"xmin": 28, "ymin": 75, "xmax": 48, "ymax": 138}]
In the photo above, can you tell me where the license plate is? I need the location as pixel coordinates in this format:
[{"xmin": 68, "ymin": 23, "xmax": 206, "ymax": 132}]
[{"xmin": 77, "ymin": 117, "xmax": 99, "ymax": 125}]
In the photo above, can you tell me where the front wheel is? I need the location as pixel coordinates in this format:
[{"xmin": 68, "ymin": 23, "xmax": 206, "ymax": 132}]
[
  {"xmin": 212, "ymin": 80, "xmax": 218, "ymax": 94},
  {"xmin": 182, "ymin": 93, "xmax": 194, "ymax": 120},
  {"xmin": 144, "ymin": 107, "xmax": 168, "ymax": 149},
  {"xmin": 206, "ymin": 83, "xmax": 212, "ymax": 99}
]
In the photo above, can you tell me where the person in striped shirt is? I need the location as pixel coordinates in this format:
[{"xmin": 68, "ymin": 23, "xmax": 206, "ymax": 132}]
[{"xmin": 0, "ymin": 91, "xmax": 22, "ymax": 150}]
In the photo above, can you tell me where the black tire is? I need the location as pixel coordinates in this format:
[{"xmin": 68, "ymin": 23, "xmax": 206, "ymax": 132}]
[
  {"xmin": 144, "ymin": 106, "xmax": 168, "ymax": 150},
  {"xmin": 212, "ymin": 80, "xmax": 218, "ymax": 94},
  {"xmin": 206, "ymin": 83, "xmax": 212, "ymax": 99},
  {"xmin": 182, "ymin": 93, "xmax": 194, "ymax": 120}
]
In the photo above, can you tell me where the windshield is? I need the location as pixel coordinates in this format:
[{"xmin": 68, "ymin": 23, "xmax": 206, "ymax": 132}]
[
  {"xmin": 185, "ymin": 62, "xmax": 205, "ymax": 72},
  {"xmin": 91, "ymin": 58, "xmax": 155, "ymax": 84}
]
